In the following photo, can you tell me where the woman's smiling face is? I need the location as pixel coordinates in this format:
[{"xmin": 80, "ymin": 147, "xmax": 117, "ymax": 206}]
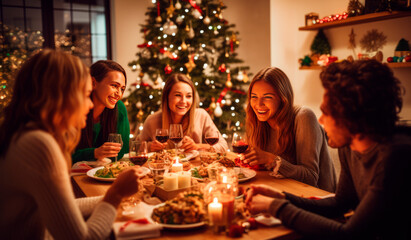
[
  {"xmin": 168, "ymin": 82, "xmax": 193, "ymax": 119},
  {"xmin": 250, "ymin": 80, "xmax": 281, "ymax": 123},
  {"xmin": 92, "ymin": 71, "xmax": 126, "ymax": 109}
]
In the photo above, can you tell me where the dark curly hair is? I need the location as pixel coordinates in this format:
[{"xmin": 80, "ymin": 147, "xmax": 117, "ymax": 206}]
[{"xmin": 320, "ymin": 60, "xmax": 403, "ymax": 140}]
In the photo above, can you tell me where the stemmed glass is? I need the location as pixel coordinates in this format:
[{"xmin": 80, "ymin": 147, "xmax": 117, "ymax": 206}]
[
  {"xmin": 108, "ymin": 133, "xmax": 123, "ymax": 162},
  {"xmin": 129, "ymin": 140, "xmax": 148, "ymax": 166},
  {"xmin": 232, "ymin": 132, "xmax": 248, "ymax": 154},
  {"xmin": 169, "ymin": 124, "xmax": 183, "ymax": 153},
  {"xmin": 155, "ymin": 128, "xmax": 169, "ymax": 152},
  {"xmin": 205, "ymin": 130, "xmax": 219, "ymax": 152}
]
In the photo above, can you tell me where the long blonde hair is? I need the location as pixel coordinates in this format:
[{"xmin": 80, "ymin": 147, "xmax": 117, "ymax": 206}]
[
  {"xmin": 161, "ymin": 74, "xmax": 198, "ymax": 136},
  {"xmin": 0, "ymin": 49, "xmax": 90, "ymax": 168},
  {"xmin": 246, "ymin": 67, "xmax": 300, "ymax": 157}
]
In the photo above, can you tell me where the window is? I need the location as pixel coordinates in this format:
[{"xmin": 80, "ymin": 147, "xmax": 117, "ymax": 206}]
[{"xmin": 0, "ymin": 0, "xmax": 111, "ymax": 66}]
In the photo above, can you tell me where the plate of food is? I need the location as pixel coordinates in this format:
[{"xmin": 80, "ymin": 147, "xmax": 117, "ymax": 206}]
[
  {"xmin": 148, "ymin": 149, "xmax": 199, "ymax": 162},
  {"xmin": 190, "ymin": 165, "xmax": 256, "ymax": 183},
  {"xmin": 86, "ymin": 161, "xmax": 150, "ymax": 182},
  {"xmin": 151, "ymin": 191, "xmax": 206, "ymax": 229}
]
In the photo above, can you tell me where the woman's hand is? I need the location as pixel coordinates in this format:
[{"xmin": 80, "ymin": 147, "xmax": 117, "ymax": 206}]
[
  {"xmin": 242, "ymin": 146, "xmax": 276, "ymax": 166},
  {"xmin": 149, "ymin": 140, "xmax": 167, "ymax": 152},
  {"xmin": 94, "ymin": 142, "xmax": 121, "ymax": 160},
  {"xmin": 103, "ymin": 167, "xmax": 143, "ymax": 207},
  {"xmin": 180, "ymin": 136, "xmax": 199, "ymax": 152},
  {"xmin": 245, "ymin": 184, "xmax": 285, "ymax": 215}
]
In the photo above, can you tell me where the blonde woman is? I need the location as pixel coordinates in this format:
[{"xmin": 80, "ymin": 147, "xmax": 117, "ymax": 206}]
[
  {"xmin": 0, "ymin": 49, "xmax": 142, "ymax": 239},
  {"xmin": 138, "ymin": 73, "xmax": 228, "ymax": 152},
  {"xmin": 243, "ymin": 67, "xmax": 336, "ymax": 192}
]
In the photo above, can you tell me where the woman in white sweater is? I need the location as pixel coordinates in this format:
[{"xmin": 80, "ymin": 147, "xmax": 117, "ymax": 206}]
[{"xmin": 0, "ymin": 49, "xmax": 142, "ymax": 239}]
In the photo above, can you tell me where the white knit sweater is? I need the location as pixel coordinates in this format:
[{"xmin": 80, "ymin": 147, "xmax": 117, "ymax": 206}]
[{"xmin": 0, "ymin": 130, "xmax": 116, "ymax": 239}]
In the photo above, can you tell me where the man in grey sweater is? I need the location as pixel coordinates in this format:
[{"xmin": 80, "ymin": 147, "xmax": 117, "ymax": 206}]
[{"xmin": 245, "ymin": 60, "xmax": 411, "ymax": 239}]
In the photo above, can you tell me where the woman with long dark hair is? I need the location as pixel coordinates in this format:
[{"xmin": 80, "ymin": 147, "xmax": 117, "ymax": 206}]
[{"xmin": 73, "ymin": 60, "xmax": 130, "ymax": 164}]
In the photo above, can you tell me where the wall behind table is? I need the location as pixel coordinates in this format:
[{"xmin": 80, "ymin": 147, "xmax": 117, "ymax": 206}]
[{"xmin": 270, "ymin": 0, "xmax": 411, "ymax": 121}]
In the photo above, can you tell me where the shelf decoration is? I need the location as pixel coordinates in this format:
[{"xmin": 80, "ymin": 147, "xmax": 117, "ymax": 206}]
[
  {"xmin": 387, "ymin": 38, "xmax": 411, "ymax": 63},
  {"xmin": 348, "ymin": 28, "xmax": 357, "ymax": 61},
  {"xmin": 305, "ymin": 12, "xmax": 319, "ymax": 26},
  {"xmin": 360, "ymin": 29, "xmax": 387, "ymax": 52},
  {"xmin": 312, "ymin": 12, "xmax": 348, "ymax": 25},
  {"xmin": 347, "ymin": 0, "xmax": 364, "ymax": 17}
]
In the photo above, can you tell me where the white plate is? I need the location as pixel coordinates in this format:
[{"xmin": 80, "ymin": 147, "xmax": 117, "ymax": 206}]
[
  {"xmin": 189, "ymin": 167, "xmax": 256, "ymax": 182},
  {"xmin": 154, "ymin": 221, "xmax": 205, "ymax": 229},
  {"xmin": 86, "ymin": 166, "xmax": 150, "ymax": 182},
  {"xmin": 237, "ymin": 168, "xmax": 257, "ymax": 182},
  {"xmin": 151, "ymin": 203, "xmax": 205, "ymax": 229}
]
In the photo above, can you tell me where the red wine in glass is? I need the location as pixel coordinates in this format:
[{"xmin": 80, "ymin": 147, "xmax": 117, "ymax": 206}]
[
  {"xmin": 130, "ymin": 155, "xmax": 148, "ymax": 166},
  {"xmin": 232, "ymin": 144, "xmax": 249, "ymax": 153},
  {"xmin": 170, "ymin": 137, "xmax": 183, "ymax": 144},
  {"xmin": 156, "ymin": 135, "xmax": 169, "ymax": 143},
  {"xmin": 205, "ymin": 137, "xmax": 219, "ymax": 145}
]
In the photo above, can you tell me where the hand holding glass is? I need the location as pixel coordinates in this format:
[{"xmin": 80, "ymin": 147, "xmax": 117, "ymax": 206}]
[
  {"xmin": 108, "ymin": 133, "xmax": 123, "ymax": 162},
  {"xmin": 205, "ymin": 130, "xmax": 219, "ymax": 152}
]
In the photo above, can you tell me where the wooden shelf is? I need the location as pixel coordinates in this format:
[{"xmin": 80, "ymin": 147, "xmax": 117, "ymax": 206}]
[
  {"xmin": 387, "ymin": 62, "xmax": 411, "ymax": 68},
  {"xmin": 299, "ymin": 11, "xmax": 411, "ymax": 31},
  {"xmin": 299, "ymin": 62, "xmax": 411, "ymax": 70}
]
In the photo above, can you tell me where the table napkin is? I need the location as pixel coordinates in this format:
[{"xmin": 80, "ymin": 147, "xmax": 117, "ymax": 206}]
[{"xmin": 113, "ymin": 202, "xmax": 162, "ymax": 240}]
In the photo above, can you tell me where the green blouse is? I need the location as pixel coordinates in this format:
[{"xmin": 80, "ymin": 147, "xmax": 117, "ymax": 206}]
[{"xmin": 72, "ymin": 100, "xmax": 130, "ymax": 164}]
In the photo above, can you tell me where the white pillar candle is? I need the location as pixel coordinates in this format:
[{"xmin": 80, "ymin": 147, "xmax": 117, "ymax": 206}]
[
  {"xmin": 208, "ymin": 197, "xmax": 222, "ymax": 225},
  {"xmin": 171, "ymin": 158, "xmax": 183, "ymax": 172},
  {"xmin": 178, "ymin": 171, "xmax": 191, "ymax": 189},
  {"xmin": 163, "ymin": 173, "xmax": 178, "ymax": 191}
]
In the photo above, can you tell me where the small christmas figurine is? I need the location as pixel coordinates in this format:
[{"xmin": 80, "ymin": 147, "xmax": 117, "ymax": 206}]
[{"xmin": 394, "ymin": 38, "xmax": 410, "ymax": 57}]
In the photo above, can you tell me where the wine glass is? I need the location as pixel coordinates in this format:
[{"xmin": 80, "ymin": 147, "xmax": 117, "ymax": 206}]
[
  {"xmin": 129, "ymin": 140, "xmax": 148, "ymax": 166},
  {"xmin": 169, "ymin": 124, "xmax": 183, "ymax": 153},
  {"xmin": 155, "ymin": 128, "xmax": 169, "ymax": 152},
  {"xmin": 148, "ymin": 159, "xmax": 170, "ymax": 183},
  {"xmin": 205, "ymin": 130, "xmax": 219, "ymax": 152},
  {"xmin": 108, "ymin": 133, "xmax": 123, "ymax": 162},
  {"xmin": 232, "ymin": 132, "xmax": 248, "ymax": 154}
]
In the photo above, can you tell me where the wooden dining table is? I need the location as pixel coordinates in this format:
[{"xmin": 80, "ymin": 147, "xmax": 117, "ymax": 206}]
[{"xmin": 71, "ymin": 158, "xmax": 332, "ymax": 240}]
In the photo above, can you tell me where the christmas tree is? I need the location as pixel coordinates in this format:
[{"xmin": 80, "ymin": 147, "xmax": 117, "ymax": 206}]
[
  {"xmin": 310, "ymin": 29, "xmax": 331, "ymax": 55},
  {"xmin": 126, "ymin": 0, "xmax": 251, "ymax": 136},
  {"xmin": 0, "ymin": 23, "xmax": 44, "ymax": 120}
]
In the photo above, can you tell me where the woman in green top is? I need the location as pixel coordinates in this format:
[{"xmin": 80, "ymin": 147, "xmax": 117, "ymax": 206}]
[{"xmin": 72, "ymin": 60, "xmax": 130, "ymax": 164}]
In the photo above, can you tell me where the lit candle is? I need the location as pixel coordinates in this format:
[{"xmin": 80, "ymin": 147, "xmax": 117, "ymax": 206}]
[
  {"xmin": 178, "ymin": 171, "xmax": 191, "ymax": 189},
  {"xmin": 208, "ymin": 197, "xmax": 222, "ymax": 226},
  {"xmin": 163, "ymin": 173, "xmax": 178, "ymax": 191},
  {"xmin": 221, "ymin": 195, "xmax": 235, "ymax": 226},
  {"xmin": 171, "ymin": 157, "xmax": 183, "ymax": 172}
]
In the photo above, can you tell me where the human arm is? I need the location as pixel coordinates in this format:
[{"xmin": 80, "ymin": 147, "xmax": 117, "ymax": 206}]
[
  {"xmin": 277, "ymin": 108, "xmax": 323, "ymax": 187},
  {"xmin": 17, "ymin": 132, "xmax": 117, "ymax": 240}
]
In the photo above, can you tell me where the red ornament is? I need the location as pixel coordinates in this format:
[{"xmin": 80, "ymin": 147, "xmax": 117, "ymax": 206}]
[
  {"xmin": 218, "ymin": 63, "xmax": 227, "ymax": 73},
  {"xmin": 164, "ymin": 64, "xmax": 172, "ymax": 74},
  {"xmin": 228, "ymin": 224, "xmax": 244, "ymax": 238},
  {"xmin": 387, "ymin": 57, "xmax": 394, "ymax": 63},
  {"xmin": 405, "ymin": 55, "xmax": 411, "ymax": 62}
]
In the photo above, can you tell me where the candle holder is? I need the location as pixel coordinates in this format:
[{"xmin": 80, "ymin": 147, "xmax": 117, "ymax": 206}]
[{"xmin": 204, "ymin": 172, "xmax": 237, "ymax": 232}]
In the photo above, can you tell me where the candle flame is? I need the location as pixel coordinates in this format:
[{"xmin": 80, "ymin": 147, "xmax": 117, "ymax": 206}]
[
  {"xmin": 213, "ymin": 197, "xmax": 219, "ymax": 203},
  {"xmin": 222, "ymin": 175, "xmax": 228, "ymax": 183}
]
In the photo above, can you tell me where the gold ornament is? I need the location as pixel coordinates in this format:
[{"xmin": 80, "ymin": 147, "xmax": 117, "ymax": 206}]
[
  {"xmin": 156, "ymin": 16, "xmax": 162, "ymax": 23},
  {"xmin": 181, "ymin": 41, "xmax": 187, "ymax": 51},
  {"xmin": 225, "ymin": 73, "xmax": 233, "ymax": 88},
  {"xmin": 166, "ymin": 0, "xmax": 175, "ymax": 17},
  {"xmin": 243, "ymin": 71, "xmax": 249, "ymax": 83},
  {"xmin": 185, "ymin": 54, "xmax": 196, "ymax": 73}
]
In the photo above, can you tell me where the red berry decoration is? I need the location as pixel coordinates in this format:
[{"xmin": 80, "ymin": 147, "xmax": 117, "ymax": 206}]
[
  {"xmin": 228, "ymin": 224, "xmax": 244, "ymax": 238},
  {"xmin": 247, "ymin": 217, "xmax": 258, "ymax": 230},
  {"xmin": 218, "ymin": 63, "xmax": 227, "ymax": 73},
  {"xmin": 164, "ymin": 64, "xmax": 172, "ymax": 74}
]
